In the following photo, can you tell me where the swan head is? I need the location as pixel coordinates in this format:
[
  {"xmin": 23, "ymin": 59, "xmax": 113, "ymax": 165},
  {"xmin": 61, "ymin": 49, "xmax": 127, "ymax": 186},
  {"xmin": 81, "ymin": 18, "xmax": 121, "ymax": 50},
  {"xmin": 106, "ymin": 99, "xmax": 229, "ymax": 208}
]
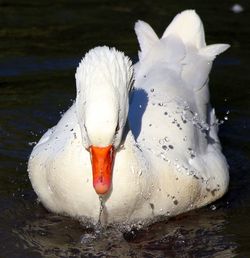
[{"xmin": 75, "ymin": 46, "xmax": 133, "ymax": 195}]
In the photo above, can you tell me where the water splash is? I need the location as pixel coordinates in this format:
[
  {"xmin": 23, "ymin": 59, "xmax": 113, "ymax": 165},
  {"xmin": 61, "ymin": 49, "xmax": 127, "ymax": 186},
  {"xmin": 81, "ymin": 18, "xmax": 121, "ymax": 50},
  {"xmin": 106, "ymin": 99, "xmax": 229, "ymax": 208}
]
[{"xmin": 97, "ymin": 196, "xmax": 108, "ymax": 229}]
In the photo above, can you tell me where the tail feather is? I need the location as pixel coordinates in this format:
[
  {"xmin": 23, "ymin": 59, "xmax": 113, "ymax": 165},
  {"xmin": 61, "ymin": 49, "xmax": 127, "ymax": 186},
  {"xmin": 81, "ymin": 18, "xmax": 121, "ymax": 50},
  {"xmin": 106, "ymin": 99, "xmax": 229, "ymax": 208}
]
[
  {"xmin": 199, "ymin": 44, "xmax": 230, "ymax": 60},
  {"xmin": 134, "ymin": 20, "xmax": 159, "ymax": 60},
  {"xmin": 134, "ymin": 10, "xmax": 230, "ymax": 84},
  {"xmin": 162, "ymin": 10, "xmax": 205, "ymax": 49}
]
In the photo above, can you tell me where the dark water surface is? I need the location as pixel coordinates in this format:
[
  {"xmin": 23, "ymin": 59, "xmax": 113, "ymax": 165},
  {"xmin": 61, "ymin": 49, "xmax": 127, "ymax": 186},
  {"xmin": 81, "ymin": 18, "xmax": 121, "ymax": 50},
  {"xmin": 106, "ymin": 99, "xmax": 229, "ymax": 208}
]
[{"xmin": 0, "ymin": 0, "xmax": 249, "ymax": 257}]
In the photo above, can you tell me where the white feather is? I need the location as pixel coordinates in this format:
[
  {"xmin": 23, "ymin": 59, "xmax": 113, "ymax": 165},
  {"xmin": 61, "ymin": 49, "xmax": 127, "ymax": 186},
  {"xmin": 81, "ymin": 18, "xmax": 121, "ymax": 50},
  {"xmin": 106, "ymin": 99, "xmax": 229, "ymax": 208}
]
[{"xmin": 134, "ymin": 20, "xmax": 159, "ymax": 60}]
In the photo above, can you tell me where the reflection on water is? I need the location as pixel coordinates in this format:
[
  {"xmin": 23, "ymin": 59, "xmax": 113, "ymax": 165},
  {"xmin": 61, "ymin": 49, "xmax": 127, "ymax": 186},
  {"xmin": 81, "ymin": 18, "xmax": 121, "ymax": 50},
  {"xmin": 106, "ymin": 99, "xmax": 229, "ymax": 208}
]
[{"xmin": 0, "ymin": 0, "xmax": 250, "ymax": 257}]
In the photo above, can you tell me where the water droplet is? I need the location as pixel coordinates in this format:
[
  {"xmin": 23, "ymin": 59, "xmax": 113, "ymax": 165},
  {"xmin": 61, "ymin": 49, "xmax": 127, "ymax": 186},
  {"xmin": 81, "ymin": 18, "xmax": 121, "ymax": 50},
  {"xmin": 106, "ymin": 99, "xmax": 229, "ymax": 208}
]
[
  {"xmin": 210, "ymin": 205, "xmax": 216, "ymax": 211},
  {"xmin": 162, "ymin": 145, "xmax": 168, "ymax": 150},
  {"xmin": 28, "ymin": 141, "xmax": 37, "ymax": 146},
  {"xmin": 159, "ymin": 139, "xmax": 164, "ymax": 145},
  {"xmin": 231, "ymin": 4, "xmax": 244, "ymax": 13}
]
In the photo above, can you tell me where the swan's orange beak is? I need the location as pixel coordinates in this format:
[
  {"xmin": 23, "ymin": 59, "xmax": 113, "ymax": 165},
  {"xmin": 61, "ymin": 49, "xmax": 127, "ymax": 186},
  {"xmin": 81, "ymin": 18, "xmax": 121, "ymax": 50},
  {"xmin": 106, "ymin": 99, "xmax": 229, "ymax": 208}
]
[{"xmin": 89, "ymin": 145, "xmax": 114, "ymax": 195}]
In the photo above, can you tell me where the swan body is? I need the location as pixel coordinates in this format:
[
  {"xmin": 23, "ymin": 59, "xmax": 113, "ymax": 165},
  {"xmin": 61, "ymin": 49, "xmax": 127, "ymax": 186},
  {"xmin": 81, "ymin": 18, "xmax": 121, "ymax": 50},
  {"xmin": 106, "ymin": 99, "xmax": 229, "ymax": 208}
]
[{"xmin": 28, "ymin": 10, "xmax": 229, "ymax": 226}]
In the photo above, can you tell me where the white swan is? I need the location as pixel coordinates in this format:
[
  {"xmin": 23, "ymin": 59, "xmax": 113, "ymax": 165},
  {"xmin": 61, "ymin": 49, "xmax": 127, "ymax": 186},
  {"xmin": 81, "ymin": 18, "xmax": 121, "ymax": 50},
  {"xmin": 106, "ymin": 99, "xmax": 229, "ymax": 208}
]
[{"xmin": 28, "ymin": 10, "xmax": 229, "ymax": 226}]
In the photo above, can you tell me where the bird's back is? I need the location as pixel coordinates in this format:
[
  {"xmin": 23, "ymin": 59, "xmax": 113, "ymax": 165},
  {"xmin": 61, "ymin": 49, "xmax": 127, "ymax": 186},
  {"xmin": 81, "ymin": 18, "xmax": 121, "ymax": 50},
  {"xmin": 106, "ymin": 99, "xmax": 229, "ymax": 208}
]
[{"xmin": 129, "ymin": 10, "xmax": 229, "ymax": 193}]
